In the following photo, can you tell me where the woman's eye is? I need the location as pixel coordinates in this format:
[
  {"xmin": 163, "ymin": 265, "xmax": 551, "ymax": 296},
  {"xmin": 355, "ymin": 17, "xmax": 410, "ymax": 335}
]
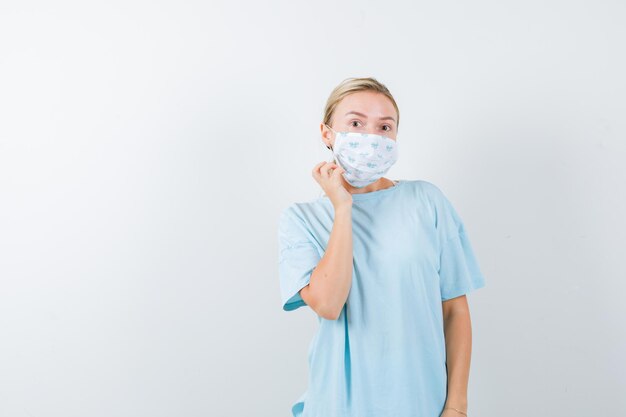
[
  {"xmin": 351, "ymin": 120, "xmax": 361, "ymax": 127},
  {"xmin": 382, "ymin": 125, "xmax": 391, "ymax": 131}
]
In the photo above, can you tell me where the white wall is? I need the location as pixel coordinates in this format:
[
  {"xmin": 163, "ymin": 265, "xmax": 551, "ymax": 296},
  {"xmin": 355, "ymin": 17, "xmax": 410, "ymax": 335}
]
[{"xmin": 1, "ymin": 1, "xmax": 624, "ymax": 416}]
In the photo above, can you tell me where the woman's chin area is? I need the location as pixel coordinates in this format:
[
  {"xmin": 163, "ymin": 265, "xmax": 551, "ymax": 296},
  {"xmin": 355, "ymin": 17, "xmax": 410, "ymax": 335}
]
[{"xmin": 344, "ymin": 177, "xmax": 395, "ymax": 194}]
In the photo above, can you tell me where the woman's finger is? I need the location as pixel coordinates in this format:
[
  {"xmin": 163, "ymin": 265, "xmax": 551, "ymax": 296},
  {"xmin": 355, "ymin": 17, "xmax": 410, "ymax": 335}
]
[
  {"xmin": 321, "ymin": 162, "xmax": 339, "ymax": 176},
  {"xmin": 312, "ymin": 161, "xmax": 326, "ymax": 179}
]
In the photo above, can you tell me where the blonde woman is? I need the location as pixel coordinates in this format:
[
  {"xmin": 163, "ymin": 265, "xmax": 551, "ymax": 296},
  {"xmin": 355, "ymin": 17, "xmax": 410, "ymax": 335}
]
[{"xmin": 278, "ymin": 77, "xmax": 486, "ymax": 417}]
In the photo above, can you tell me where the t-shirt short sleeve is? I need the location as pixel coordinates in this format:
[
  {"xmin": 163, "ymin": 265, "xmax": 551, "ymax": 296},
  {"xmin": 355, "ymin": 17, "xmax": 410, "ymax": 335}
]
[
  {"xmin": 278, "ymin": 206, "xmax": 322, "ymax": 311},
  {"xmin": 424, "ymin": 182, "xmax": 486, "ymax": 301}
]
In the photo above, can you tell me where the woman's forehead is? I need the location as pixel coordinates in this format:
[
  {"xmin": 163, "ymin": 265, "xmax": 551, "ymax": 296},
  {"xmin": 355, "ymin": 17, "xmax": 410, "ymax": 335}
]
[{"xmin": 336, "ymin": 92, "xmax": 396, "ymax": 117}]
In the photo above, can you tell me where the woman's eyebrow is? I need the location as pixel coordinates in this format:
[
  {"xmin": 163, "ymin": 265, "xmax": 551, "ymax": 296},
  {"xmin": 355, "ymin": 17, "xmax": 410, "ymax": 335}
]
[{"xmin": 345, "ymin": 111, "xmax": 396, "ymax": 123}]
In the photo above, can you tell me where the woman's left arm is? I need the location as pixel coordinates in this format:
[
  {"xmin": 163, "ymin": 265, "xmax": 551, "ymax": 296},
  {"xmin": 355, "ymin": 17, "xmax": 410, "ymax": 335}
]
[{"xmin": 441, "ymin": 295, "xmax": 472, "ymax": 417}]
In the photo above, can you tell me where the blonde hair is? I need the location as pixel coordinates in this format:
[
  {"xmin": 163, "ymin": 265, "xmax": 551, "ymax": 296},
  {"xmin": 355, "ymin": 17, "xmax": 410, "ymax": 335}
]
[{"xmin": 322, "ymin": 77, "xmax": 400, "ymax": 129}]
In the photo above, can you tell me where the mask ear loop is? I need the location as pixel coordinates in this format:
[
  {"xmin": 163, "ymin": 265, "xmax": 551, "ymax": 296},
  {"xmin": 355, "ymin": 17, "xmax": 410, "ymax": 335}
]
[
  {"xmin": 318, "ymin": 127, "xmax": 338, "ymax": 198},
  {"xmin": 325, "ymin": 124, "xmax": 339, "ymax": 164}
]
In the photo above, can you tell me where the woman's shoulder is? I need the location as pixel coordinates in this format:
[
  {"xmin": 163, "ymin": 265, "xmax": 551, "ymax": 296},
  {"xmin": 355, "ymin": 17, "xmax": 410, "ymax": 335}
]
[
  {"xmin": 402, "ymin": 178, "xmax": 447, "ymax": 201},
  {"xmin": 279, "ymin": 197, "xmax": 330, "ymax": 225},
  {"xmin": 283, "ymin": 196, "xmax": 329, "ymax": 212}
]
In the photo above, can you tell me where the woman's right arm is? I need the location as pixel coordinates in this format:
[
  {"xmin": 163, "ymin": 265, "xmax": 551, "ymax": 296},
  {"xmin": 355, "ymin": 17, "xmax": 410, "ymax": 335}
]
[
  {"xmin": 301, "ymin": 161, "xmax": 354, "ymax": 320},
  {"xmin": 300, "ymin": 204, "xmax": 353, "ymax": 320}
]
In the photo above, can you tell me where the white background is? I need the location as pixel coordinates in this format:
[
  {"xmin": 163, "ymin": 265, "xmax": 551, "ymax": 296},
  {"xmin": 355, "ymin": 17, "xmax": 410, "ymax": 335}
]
[{"xmin": 1, "ymin": 1, "xmax": 625, "ymax": 416}]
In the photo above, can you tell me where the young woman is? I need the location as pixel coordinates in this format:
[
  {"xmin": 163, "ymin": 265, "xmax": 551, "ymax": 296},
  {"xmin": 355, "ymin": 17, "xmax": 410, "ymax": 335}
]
[{"xmin": 278, "ymin": 77, "xmax": 486, "ymax": 417}]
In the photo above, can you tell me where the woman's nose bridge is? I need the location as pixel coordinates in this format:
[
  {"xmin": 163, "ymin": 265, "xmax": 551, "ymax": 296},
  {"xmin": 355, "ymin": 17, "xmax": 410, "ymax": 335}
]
[
  {"xmin": 361, "ymin": 125, "xmax": 388, "ymax": 136},
  {"xmin": 348, "ymin": 124, "xmax": 376, "ymax": 134}
]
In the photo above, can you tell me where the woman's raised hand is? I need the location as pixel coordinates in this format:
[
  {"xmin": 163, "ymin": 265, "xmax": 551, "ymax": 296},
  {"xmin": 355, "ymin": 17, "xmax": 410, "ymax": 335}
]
[{"xmin": 312, "ymin": 161, "xmax": 352, "ymax": 209}]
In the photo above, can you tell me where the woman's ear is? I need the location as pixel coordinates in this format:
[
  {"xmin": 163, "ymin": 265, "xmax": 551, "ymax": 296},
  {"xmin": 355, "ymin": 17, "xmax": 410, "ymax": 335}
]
[{"xmin": 320, "ymin": 122, "xmax": 334, "ymax": 151}]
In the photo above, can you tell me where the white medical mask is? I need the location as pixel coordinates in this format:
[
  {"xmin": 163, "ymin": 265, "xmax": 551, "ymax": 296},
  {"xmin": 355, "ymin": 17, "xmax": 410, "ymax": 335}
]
[{"xmin": 326, "ymin": 124, "xmax": 399, "ymax": 188}]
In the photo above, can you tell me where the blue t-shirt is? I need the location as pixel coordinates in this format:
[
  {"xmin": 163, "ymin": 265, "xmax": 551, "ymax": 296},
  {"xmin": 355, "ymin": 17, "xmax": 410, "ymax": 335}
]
[{"xmin": 278, "ymin": 179, "xmax": 486, "ymax": 417}]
